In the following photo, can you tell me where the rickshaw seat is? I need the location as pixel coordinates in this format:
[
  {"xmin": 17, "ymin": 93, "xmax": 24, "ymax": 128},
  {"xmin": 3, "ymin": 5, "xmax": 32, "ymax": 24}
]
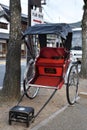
[
  {"xmin": 39, "ymin": 47, "xmax": 67, "ymax": 59},
  {"xmin": 36, "ymin": 47, "xmax": 67, "ymax": 77},
  {"xmin": 36, "ymin": 58, "xmax": 64, "ymax": 66}
]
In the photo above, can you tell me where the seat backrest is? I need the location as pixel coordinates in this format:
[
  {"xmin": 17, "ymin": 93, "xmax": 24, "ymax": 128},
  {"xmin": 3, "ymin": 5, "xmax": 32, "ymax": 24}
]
[{"xmin": 39, "ymin": 47, "xmax": 66, "ymax": 59}]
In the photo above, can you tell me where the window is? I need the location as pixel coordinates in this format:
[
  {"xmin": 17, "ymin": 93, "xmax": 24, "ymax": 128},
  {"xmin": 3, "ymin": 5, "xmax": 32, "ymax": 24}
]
[{"xmin": 0, "ymin": 22, "xmax": 8, "ymax": 29}]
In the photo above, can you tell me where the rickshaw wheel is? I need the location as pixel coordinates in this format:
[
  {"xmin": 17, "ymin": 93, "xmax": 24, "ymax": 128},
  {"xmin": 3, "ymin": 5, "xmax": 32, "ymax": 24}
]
[
  {"xmin": 23, "ymin": 80, "xmax": 40, "ymax": 99},
  {"xmin": 66, "ymin": 64, "xmax": 79, "ymax": 105},
  {"xmin": 23, "ymin": 59, "xmax": 40, "ymax": 99}
]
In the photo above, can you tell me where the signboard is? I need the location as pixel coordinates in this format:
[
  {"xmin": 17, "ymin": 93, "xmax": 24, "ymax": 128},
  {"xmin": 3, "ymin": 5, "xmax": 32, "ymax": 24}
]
[
  {"xmin": 30, "ymin": 0, "xmax": 41, "ymax": 7},
  {"xmin": 31, "ymin": 10, "xmax": 44, "ymax": 25}
]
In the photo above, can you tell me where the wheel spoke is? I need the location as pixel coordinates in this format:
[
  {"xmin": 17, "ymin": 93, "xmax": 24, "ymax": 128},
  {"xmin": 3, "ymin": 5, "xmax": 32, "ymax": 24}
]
[
  {"xmin": 23, "ymin": 61, "xmax": 40, "ymax": 99},
  {"xmin": 66, "ymin": 64, "xmax": 79, "ymax": 105}
]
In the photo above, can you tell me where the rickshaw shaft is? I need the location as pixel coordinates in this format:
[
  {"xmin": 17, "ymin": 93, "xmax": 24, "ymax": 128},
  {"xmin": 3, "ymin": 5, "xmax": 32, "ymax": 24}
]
[{"xmin": 34, "ymin": 89, "xmax": 57, "ymax": 118}]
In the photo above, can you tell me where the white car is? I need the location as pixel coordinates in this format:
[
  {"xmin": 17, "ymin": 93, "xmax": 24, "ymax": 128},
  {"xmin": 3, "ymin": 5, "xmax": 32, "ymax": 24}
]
[
  {"xmin": 70, "ymin": 46, "xmax": 82, "ymax": 72},
  {"xmin": 70, "ymin": 46, "xmax": 82, "ymax": 63}
]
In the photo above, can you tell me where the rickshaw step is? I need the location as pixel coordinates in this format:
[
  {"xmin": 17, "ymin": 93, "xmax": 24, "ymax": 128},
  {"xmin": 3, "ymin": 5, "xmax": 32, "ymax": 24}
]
[{"xmin": 9, "ymin": 105, "xmax": 34, "ymax": 127}]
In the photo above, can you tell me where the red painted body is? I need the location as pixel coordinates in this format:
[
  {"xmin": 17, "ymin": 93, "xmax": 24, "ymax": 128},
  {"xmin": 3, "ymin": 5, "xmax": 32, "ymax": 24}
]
[{"xmin": 30, "ymin": 47, "xmax": 70, "ymax": 89}]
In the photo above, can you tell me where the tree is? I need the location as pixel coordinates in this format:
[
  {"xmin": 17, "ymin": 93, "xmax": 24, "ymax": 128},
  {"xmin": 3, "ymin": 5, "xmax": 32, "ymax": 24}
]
[
  {"xmin": 1, "ymin": 0, "xmax": 22, "ymax": 100},
  {"xmin": 81, "ymin": 0, "xmax": 87, "ymax": 78}
]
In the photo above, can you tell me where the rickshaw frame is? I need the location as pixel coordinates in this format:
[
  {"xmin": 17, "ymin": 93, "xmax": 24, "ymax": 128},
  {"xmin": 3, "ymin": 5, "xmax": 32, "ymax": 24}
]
[
  {"xmin": 9, "ymin": 23, "xmax": 79, "ymax": 127},
  {"xmin": 22, "ymin": 23, "xmax": 79, "ymax": 113}
]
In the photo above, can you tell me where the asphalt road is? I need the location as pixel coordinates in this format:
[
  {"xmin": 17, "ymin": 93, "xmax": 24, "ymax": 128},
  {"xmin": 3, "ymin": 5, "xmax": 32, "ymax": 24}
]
[
  {"xmin": 0, "ymin": 64, "xmax": 5, "ymax": 88},
  {"xmin": 0, "ymin": 60, "xmax": 26, "ymax": 89}
]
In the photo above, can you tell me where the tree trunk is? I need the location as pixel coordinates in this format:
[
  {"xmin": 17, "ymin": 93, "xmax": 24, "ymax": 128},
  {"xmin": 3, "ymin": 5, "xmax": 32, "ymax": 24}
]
[
  {"xmin": 81, "ymin": 1, "xmax": 87, "ymax": 78},
  {"xmin": 1, "ymin": 0, "xmax": 22, "ymax": 100}
]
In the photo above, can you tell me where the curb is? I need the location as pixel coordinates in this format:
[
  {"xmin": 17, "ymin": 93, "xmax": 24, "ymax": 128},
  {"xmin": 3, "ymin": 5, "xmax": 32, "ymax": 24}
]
[{"xmin": 79, "ymin": 92, "xmax": 87, "ymax": 98}]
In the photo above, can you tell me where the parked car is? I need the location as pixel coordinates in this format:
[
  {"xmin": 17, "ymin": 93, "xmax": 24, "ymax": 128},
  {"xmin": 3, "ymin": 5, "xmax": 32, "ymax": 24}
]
[
  {"xmin": 70, "ymin": 46, "xmax": 82, "ymax": 63},
  {"xmin": 70, "ymin": 46, "xmax": 82, "ymax": 72}
]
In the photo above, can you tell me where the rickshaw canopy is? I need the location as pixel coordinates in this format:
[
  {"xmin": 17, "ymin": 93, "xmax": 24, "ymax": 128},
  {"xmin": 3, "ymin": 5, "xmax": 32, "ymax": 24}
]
[{"xmin": 23, "ymin": 23, "xmax": 72, "ymax": 39}]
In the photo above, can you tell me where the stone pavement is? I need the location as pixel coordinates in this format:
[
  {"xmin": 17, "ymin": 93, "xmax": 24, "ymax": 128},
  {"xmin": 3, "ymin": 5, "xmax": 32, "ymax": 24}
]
[
  {"xmin": 31, "ymin": 97, "xmax": 87, "ymax": 130},
  {"xmin": 30, "ymin": 79, "xmax": 87, "ymax": 130}
]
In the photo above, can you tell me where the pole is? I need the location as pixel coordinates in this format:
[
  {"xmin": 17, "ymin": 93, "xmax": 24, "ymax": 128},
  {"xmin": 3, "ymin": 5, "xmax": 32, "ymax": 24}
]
[
  {"xmin": 27, "ymin": 0, "xmax": 33, "ymax": 63},
  {"xmin": 27, "ymin": 0, "xmax": 46, "ymax": 62},
  {"xmin": 28, "ymin": 0, "xmax": 31, "ymax": 27},
  {"xmin": 34, "ymin": 89, "xmax": 57, "ymax": 118}
]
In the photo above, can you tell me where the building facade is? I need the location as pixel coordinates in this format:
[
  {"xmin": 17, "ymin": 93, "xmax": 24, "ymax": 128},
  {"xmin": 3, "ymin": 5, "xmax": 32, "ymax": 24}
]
[
  {"xmin": 0, "ymin": 4, "xmax": 27, "ymax": 58},
  {"xmin": 0, "ymin": 3, "xmax": 82, "ymax": 58}
]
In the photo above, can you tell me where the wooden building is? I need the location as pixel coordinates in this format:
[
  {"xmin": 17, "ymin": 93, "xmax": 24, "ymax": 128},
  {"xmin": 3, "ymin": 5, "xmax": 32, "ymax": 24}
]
[{"xmin": 0, "ymin": 3, "xmax": 27, "ymax": 58}]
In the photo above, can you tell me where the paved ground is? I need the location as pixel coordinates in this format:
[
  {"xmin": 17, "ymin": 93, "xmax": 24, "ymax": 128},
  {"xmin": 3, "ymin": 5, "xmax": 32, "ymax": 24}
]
[
  {"xmin": 0, "ymin": 58, "xmax": 26, "ymax": 88},
  {"xmin": 0, "ymin": 59, "xmax": 87, "ymax": 130},
  {"xmin": 0, "ymin": 78, "xmax": 86, "ymax": 130},
  {"xmin": 31, "ymin": 96, "xmax": 87, "ymax": 130},
  {"xmin": 30, "ymin": 78, "xmax": 87, "ymax": 130}
]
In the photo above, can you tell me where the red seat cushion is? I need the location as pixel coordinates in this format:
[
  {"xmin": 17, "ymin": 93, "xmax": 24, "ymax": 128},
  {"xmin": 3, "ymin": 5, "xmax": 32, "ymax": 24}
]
[{"xmin": 40, "ymin": 47, "xmax": 66, "ymax": 58}]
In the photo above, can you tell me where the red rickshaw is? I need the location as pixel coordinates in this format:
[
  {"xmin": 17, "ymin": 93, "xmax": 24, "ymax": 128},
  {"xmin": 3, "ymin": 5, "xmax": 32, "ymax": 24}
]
[
  {"xmin": 9, "ymin": 23, "xmax": 79, "ymax": 127},
  {"xmin": 23, "ymin": 23, "xmax": 79, "ymax": 105}
]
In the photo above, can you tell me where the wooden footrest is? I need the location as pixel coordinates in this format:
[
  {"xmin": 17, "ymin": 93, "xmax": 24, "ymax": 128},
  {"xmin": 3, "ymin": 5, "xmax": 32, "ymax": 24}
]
[{"xmin": 9, "ymin": 105, "xmax": 34, "ymax": 127}]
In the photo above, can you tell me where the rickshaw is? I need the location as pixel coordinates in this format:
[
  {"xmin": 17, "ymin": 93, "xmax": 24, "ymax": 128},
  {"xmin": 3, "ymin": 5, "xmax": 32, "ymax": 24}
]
[
  {"xmin": 23, "ymin": 23, "xmax": 79, "ymax": 104},
  {"xmin": 9, "ymin": 23, "xmax": 79, "ymax": 127}
]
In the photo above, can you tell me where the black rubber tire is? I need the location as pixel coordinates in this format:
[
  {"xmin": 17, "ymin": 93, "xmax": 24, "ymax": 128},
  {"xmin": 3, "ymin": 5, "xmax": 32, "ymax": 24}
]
[
  {"xmin": 23, "ymin": 79, "xmax": 40, "ymax": 99},
  {"xmin": 66, "ymin": 64, "xmax": 79, "ymax": 105},
  {"xmin": 23, "ymin": 60, "xmax": 40, "ymax": 99}
]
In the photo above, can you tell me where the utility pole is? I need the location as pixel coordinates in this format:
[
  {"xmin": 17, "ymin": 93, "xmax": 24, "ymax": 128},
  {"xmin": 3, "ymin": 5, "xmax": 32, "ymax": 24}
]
[
  {"xmin": 27, "ymin": 0, "xmax": 46, "ymax": 62},
  {"xmin": 28, "ymin": 0, "xmax": 31, "ymax": 28},
  {"xmin": 27, "ymin": 0, "xmax": 32, "ymax": 62}
]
